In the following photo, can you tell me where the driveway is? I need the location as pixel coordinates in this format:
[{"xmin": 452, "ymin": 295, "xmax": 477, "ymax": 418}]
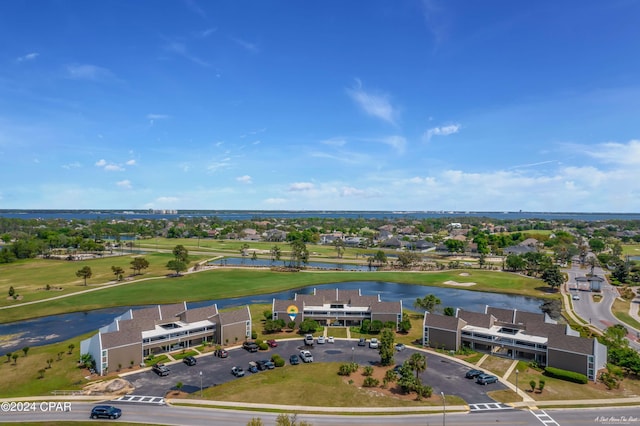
[{"xmin": 124, "ymin": 339, "xmax": 504, "ymax": 404}]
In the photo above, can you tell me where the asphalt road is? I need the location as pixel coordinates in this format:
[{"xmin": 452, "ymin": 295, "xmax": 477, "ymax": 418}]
[
  {"xmin": 564, "ymin": 256, "xmax": 640, "ymax": 350},
  {"xmin": 125, "ymin": 339, "xmax": 504, "ymax": 405},
  {"xmin": 3, "ymin": 401, "xmax": 640, "ymax": 425}
]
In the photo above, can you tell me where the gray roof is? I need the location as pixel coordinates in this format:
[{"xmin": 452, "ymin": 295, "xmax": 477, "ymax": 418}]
[
  {"xmin": 218, "ymin": 306, "xmax": 251, "ymax": 325},
  {"xmin": 457, "ymin": 309, "xmax": 495, "ymax": 328},
  {"xmin": 181, "ymin": 305, "xmax": 218, "ymax": 323},
  {"xmin": 548, "ymin": 334, "xmax": 594, "ymax": 355},
  {"xmin": 424, "ymin": 313, "xmax": 466, "ymax": 331}
]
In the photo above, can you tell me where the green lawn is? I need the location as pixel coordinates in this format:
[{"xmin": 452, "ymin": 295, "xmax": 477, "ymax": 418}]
[
  {"xmin": 0, "ymin": 251, "xmax": 211, "ymax": 308},
  {"xmin": 611, "ymin": 298, "xmax": 640, "ymax": 330},
  {"xmin": 1, "ymin": 268, "xmax": 550, "ymax": 324}
]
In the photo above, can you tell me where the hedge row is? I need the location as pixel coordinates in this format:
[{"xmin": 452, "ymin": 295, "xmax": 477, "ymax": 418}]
[{"xmin": 544, "ymin": 366, "xmax": 588, "ymax": 384}]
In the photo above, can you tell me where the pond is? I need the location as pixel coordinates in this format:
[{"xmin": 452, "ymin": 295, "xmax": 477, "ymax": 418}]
[
  {"xmin": 0, "ymin": 281, "xmax": 544, "ymax": 353},
  {"xmin": 208, "ymin": 257, "xmax": 377, "ymax": 271}
]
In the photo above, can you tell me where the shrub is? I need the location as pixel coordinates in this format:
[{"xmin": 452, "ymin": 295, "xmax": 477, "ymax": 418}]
[
  {"xmin": 271, "ymin": 354, "xmax": 285, "ymax": 367},
  {"xmin": 338, "ymin": 363, "xmax": 359, "ymax": 376},
  {"xmin": 538, "ymin": 379, "xmax": 545, "ymax": 392},
  {"xmin": 258, "ymin": 342, "xmax": 269, "ymax": 351},
  {"xmin": 363, "ymin": 366, "xmax": 374, "ymax": 376},
  {"xmin": 251, "ymin": 331, "xmax": 258, "ymax": 340},
  {"xmin": 529, "ymin": 380, "xmax": 536, "ymax": 392},
  {"xmin": 363, "ymin": 377, "xmax": 379, "ymax": 387},
  {"xmin": 544, "ymin": 367, "xmax": 588, "ymax": 384}
]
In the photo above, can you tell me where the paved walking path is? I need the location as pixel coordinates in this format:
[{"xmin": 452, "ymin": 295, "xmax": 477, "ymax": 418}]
[{"xmin": 475, "ymin": 353, "xmax": 489, "ymax": 367}]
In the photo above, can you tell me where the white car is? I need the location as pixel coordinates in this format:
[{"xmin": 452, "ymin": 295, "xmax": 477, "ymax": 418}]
[
  {"xmin": 327, "ymin": 336, "xmax": 334, "ymax": 343},
  {"xmin": 572, "ymin": 294, "xmax": 580, "ymax": 300},
  {"xmin": 317, "ymin": 336, "xmax": 326, "ymax": 344},
  {"xmin": 395, "ymin": 343, "xmax": 405, "ymax": 351},
  {"xmin": 369, "ymin": 338, "xmax": 379, "ymax": 349},
  {"xmin": 299, "ymin": 350, "xmax": 313, "ymax": 363}
]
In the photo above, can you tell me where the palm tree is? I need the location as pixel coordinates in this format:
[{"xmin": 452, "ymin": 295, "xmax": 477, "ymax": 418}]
[{"xmin": 408, "ymin": 352, "xmax": 427, "ymax": 380}]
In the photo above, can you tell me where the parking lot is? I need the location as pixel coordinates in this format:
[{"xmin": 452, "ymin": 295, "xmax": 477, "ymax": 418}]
[{"xmin": 124, "ymin": 339, "xmax": 504, "ymax": 404}]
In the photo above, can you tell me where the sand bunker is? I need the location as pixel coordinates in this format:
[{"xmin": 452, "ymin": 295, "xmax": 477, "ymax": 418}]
[{"xmin": 443, "ymin": 280, "xmax": 476, "ymax": 287}]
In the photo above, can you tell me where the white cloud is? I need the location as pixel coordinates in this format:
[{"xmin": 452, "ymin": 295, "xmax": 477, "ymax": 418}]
[
  {"xmin": 423, "ymin": 123, "xmax": 461, "ymax": 141},
  {"xmin": 381, "ymin": 135, "xmax": 407, "ymax": 154},
  {"xmin": 583, "ymin": 140, "xmax": 640, "ymax": 165},
  {"xmin": 66, "ymin": 64, "xmax": 115, "ymax": 82},
  {"xmin": 61, "ymin": 162, "xmax": 81, "ymax": 170},
  {"xmin": 116, "ymin": 180, "xmax": 132, "ymax": 189},
  {"xmin": 95, "ymin": 159, "xmax": 107, "ymax": 167},
  {"xmin": 125, "ymin": 159, "xmax": 136, "ymax": 166},
  {"xmin": 289, "ymin": 182, "xmax": 315, "ymax": 192},
  {"xmin": 421, "ymin": 0, "xmax": 450, "ymax": 45},
  {"xmin": 147, "ymin": 113, "xmax": 169, "ymax": 120},
  {"xmin": 164, "ymin": 41, "xmax": 210, "ymax": 67},
  {"xmin": 104, "ymin": 164, "xmax": 124, "ymax": 172},
  {"xmin": 321, "ymin": 137, "xmax": 347, "ymax": 147},
  {"xmin": 346, "ymin": 79, "xmax": 398, "ymax": 125},
  {"xmin": 236, "ymin": 175, "xmax": 252, "ymax": 184},
  {"xmin": 198, "ymin": 27, "xmax": 217, "ymax": 38},
  {"xmin": 17, "ymin": 52, "xmax": 39, "ymax": 62},
  {"xmin": 230, "ymin": 37, "xmax": 259, "ymax": 53},
  {"xmin": 207, "ymin": 157, "xmax": 231, "ymax": 173}
]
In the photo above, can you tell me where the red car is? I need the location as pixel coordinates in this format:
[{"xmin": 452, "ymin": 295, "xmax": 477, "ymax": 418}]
[{"xmin": 266, "ymin": 339, "xmax": 278, "ymax": 348}]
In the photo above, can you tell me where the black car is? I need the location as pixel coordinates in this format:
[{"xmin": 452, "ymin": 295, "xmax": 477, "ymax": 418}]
[
  {"xmin": 357, "ymin": 338, "xmax": 366, "ymax": 346},
  {"xmin": 183, "ymin": 356, "xmax": 197, "ymax": 366},
  {"xmin": 289, "ymin": 354, "xmax": 300, "ymax": 365},
  {"xmin": 242, "ymin": 341, "xmax": 259, "ymax": 352},
  {"xmin": 465, "ymin": 369, "xmax": 484, "ymax": 379},
  {"xmin": 151, "ymin": 363, "xmax": 170, "ymax": 376},
  {"xmin": 90, "ymin": 405, "xmax": 122, "ymax": 420}
]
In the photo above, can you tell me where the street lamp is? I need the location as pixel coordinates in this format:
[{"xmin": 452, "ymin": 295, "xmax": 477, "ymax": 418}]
[
  {"xmin": 351, "ymin": 347, "xmax": 354, "ymax": 363},
  {"xmin": 440, "ymin": 391, "xmax": 446, "ymax": 426},
  {"xmin": 515, "ymin": 369, "xmax": 519, "ymax": 399},
  {"xmin": 199, "ymin": 371, "xmax": 203, "ymax": 397}
]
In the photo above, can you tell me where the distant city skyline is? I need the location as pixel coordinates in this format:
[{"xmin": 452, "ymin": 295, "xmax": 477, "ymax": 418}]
[{"xmin": 1, "ymin": 1, "xmax": 639, "ymax": 212}]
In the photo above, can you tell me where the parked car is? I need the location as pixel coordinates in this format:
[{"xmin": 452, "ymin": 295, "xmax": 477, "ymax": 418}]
[
  {"xmin": 572, "ymin": 294, "xmax": 580, "ymax": 300},
  {"xmin": 151, "ymin": 363, "xmax": 170, "ymax": 376},
  {"xmin": 257, "ymin": 359, "xmax": 275, "ymax": 370},
  {"xmin": 465, "ymin": 369, "xmax": 484, "ymax": 379},
  {"xmin": 90, "ymin": 405, "xmax": 122, "ymax": 420},
  {"xmin": 266, "ymin": 339, "xmax": 278, "ymax": 347},
  {"xmin": 231, "ymin": 366, "xmax": 245, "ymax": 377},
  {"xmin": 289, "ymin": 354, "xmax": 300, "ymax": 365},
  {"xmin": 300, "ymin": 350, "xmax": 314, "ymax": 363},
  {"xmin": 183, "ymin": 356, "xmax": 197, "ymax": 366},
  {"xmin": 327, "ymin": 336, "xmax": 334, "ymax": 343},
  {"xmin": 304, "ymin": 334, "xmax": 314, "ymax": 346},
  {"xmin": 242, "ymin": 341, "xmax": 259, "ymax": 352},
  {"xmin": 214, "ymin": 348, "xmax": 229, "ymax": 358},
  {"xmin": 358, "ymin": 338, "xmax": 366, "ymax": 346},
  {"xmin": 395, "ymin": 343, "xmax": 405, "ymax": 351},
  {"xmin": 248, "ymin": 361, "xmax": 259, "ymax": 373},
  {"xmin": 476, "ymin": 373, "xmax": 498, "ymax": 385},
  {"xmin": 369, "ymin": 338, "xmax": 379, "ymax": 349},
  {"xmin": 317, "ymin": 336, "xmax": 326, "ymax": 344}
]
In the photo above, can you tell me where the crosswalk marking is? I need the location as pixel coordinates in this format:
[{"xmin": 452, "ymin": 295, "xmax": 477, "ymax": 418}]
[
  {"xmin": 530, "ymin": 409, "xmax": 560, "ymax": 425},
  {"xmin": 112, "ymin": 395, "xmax": 166, "ymax": 405},
  {"xmin": 469, "ymin": 402, "xmax": 512, "ymax": 411}
]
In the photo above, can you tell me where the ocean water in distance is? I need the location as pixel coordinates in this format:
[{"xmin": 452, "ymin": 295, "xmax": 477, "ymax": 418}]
[{"xmin": 1, "ymin": 210, "xmax": 639, "ymax": 221}]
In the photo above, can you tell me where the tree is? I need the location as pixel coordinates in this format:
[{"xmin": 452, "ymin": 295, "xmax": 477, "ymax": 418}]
[
  {"xmin": 251, "ymin": 251, "xmax": 258, "ymax": 264},
  {"xmin": 589, "ymin": 238, "xmax": 606, "ymax": 253},
  {"xmin": 379, "ymin": 328, "xmax": 395, "ymax": 366},
  {"xmin": 540, "ymin": 299, "xmax": 562, "ymax": 320},
  {"xmin": 612, "ymin": 260, "xmax": 630, "ymax": 284},
  {"xmin": 604, "ymin": 324, "xmax": 629, "ymax": 349},
  {"xmin": 275, "ymin": 413, "xmax": 312, "ymax": 426},
  {"xmin": 111, "ymin": 265, "xmax": 125, "ymax": 281},
  {"xmin": 12, "ymin": 353, "xmax": 18, "ymax": 364},
  {"xmin": 38, "ymin": 368, "xmax": 46, "ymax": 379},
  {"xmin": 247, "ymin": 419, "xmax": 264, "ymax": 426},
  {"xmin": 529, "ymin": 380, "xmax": 536, "ymax": 392},
  {"xmin": 298, "ymin": 318, "xmax": 319, "ymax": 334},
  {"xmin": 6, "ymin": 352, "xmax": 11, "ymax": 363},
  {"xmin": 166, "ymin": 260, "xmax": 188, "ymax": 276},
  {"xmin": 444, "ymin": 239, "xmax": 465, "ymax": 253},
  {"xmin": 396, "ymin": 252, "xmax": 420, "ymax": 268},
  {"xmin": 373, "ymin": 250, "xmax": 387, "ymax": 266},
  {"xmin": 8, "ymin": 286, "xmax": 15, "ymax": 297},
  {"xmin": 333, "ymin": 239, "xmax": 345, "ymax": 258},
  {"xmin": 172, "ymin": 245, "xmax": 189, "ymax": 263},
  {"xmin": 443, "ymin": 307, "xmax": 455, "ymax": 316},
  {"xmin": 383, "ymin": 368, "xmax": 398, "ymax": 388},
  {"xmin": 47, "ymin": 358, "xmax": 54, "ymax": 368},
  {"xmin": 68, "ymin": 343, "xmax": 75, "ymax": 354},
  {"xmin": 408, "ymin": 352, "xmax": 427, "ymax": 380},
  {"xmin": 270, "ymin": 245, "xmax": 281, "ymax": 264},
  {"xmin": 541, "ymin": 265, "xmax": 564, "ymax": 291},
  {"xmin": 288, "ymin": 240, "xmax": 309, "ymax": 268},
  {"xmin": 130, "ymin": 257, "xmax": 150, "ymax": 275},
  {"xmin": 75, "ymin": 266, "xmax": 92, "ymax": 286},
  {"xmin": 414, "ymin": 294, "xmax": 441, "ymax": 312},
  {"xmin": 175, "ymin": 381, "xmax": 183, "ymax": 393},
  {"xmin": 22, "ymin": 347, "xmax": 29, "ymax": 357}
]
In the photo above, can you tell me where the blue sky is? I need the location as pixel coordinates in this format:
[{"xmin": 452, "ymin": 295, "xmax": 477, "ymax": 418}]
[{"xmin": 1, "ymin": 1, "xmax": 639, "ymax": 212}]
